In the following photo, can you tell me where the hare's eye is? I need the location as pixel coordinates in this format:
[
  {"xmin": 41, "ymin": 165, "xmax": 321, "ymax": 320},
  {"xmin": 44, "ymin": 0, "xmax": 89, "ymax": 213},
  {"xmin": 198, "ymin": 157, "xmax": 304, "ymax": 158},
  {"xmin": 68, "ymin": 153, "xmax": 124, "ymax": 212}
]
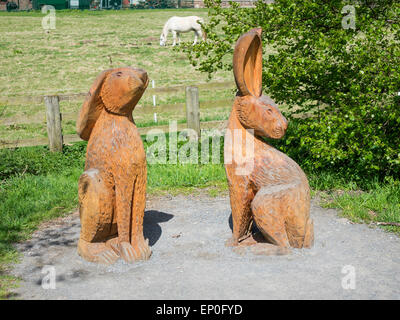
[
  {"xmin": 115, "ymin": 72, "xmax": 122, "ymax": 77},
  {"xmin": 266, "ymin": 108, "xmax": 273, "ymax": 114}
]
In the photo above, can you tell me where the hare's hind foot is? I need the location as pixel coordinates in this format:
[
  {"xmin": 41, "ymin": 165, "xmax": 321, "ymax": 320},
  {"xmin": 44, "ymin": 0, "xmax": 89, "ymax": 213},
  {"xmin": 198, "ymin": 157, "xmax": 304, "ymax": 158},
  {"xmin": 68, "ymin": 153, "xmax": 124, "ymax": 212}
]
[
  {"xmin": 78, "ymin": 168, "xmax": 116, "ymax": 242},
  {"xmin": 251, "ymin": 184, "xmax": 313, "ymax": 249},
  {"xmin": 229, "ymin": 232, "xmax": 291, "ymax": 256},
  {"xmin": 225, "ymin": 230, "xmax": 254, "ymax": 247},
  {"xmin": 106, "ymin": 237, "xmax": 151, "ymax": 263},
  {"xmin": 77, "ymin": 238, "xmax": 119, "ymax": 265},
  {"xmin": 132, "ymin": 237, "xmax": 152, "ymax": 261}
]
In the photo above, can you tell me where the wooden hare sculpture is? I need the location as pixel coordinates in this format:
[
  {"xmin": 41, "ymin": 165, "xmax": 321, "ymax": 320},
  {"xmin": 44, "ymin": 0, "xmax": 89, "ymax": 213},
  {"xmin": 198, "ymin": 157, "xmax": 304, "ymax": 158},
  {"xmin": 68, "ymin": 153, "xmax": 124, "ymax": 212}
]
[
  {"xmin": 224, "ymin": 28, "xmax": 314, "ymax": 251},
  {"xmin": 76, "ymin": 67, "xmax": 151, "ymax": 265}
]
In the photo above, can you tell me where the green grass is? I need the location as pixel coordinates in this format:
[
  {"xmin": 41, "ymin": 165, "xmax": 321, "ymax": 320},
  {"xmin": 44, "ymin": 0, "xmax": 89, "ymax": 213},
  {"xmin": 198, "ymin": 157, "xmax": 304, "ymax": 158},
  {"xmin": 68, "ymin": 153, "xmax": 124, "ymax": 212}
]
[
  {"xmin": 0, "ymin": 9, "xmax": 228, "ymax": 98},
  {"xmin": 148, "ymin": 163, "xmax": 226, "ymax": 192},
  {"xmin": 0, "ymin": 274, "xmax": 19, "ymax": 300},
  {"xmin": 319, "ymin": 180, "xmax": 400, "ymax": 234}
]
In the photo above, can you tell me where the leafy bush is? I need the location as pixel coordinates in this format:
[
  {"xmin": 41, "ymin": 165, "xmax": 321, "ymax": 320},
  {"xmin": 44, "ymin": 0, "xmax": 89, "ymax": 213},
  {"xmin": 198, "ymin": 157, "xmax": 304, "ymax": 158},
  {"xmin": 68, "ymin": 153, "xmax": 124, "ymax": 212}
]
[
  {"xmin": 0, "ymin": 142, "xmax": 86, "ymax": 181},
  {"xmin": 181, "ymin": 0, "xmax": 400, "ymax": 180}
]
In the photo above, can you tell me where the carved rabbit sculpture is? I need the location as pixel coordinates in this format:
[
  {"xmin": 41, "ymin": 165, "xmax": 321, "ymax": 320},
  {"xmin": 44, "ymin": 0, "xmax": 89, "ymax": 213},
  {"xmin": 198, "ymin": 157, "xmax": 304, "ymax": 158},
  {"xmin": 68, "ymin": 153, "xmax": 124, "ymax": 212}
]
[
  {"xmin": 224, "ymin": 29, "xmax": 314, "ymax": 251},
  {"xmin": 76, "ymin": 67, "xmax": 151, "ymax": 265}
]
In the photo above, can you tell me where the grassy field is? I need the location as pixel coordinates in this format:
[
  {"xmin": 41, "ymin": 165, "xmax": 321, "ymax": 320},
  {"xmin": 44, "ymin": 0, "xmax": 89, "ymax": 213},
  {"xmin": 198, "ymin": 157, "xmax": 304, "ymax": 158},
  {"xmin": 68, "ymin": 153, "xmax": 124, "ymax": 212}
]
[
  {"xmin": 0, "ymin": 9, "xmax": 233, "ymax": 142},
  {"xmin": 0, "ymin": 9, "xmax": 231, "ymax": 96}
]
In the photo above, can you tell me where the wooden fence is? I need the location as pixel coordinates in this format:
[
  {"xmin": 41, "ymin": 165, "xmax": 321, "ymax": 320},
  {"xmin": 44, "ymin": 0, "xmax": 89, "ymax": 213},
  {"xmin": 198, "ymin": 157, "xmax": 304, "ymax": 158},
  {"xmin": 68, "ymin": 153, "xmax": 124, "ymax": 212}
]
[{"xmin": 0, "ymin": 81, "xmax": 234, "ymax": 150}]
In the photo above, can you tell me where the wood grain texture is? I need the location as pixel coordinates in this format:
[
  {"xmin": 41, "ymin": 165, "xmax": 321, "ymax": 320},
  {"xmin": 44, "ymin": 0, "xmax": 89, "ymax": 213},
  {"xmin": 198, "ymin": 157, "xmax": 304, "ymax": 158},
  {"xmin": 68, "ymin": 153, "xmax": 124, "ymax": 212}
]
[
  {"xmin": 185, "ymin": 86, "xmax": 200, "ymax": 137},
  {"xmin": 76, "ymin": 67, "xmax": 151, "ymax": 265},
  {"xmin": 44, "ymin": 95, "xmax": 63, "ymax": 152},
  {"xmin": 225, "ymin": 29, "xmax": 314, "ymax": 253}
]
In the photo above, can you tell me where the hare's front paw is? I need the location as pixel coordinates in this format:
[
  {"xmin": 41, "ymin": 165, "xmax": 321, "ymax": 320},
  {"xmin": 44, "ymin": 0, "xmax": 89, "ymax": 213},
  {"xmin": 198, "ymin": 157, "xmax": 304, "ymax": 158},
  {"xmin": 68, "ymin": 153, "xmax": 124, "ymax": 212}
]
[
  {"xmin": 131, "ymin": 237, "xmax": 152, "ymax": 261},
  {"xmin": 116, "ymin": 241, "xmax": 137, "ymax": 263},
  {"xmin": 112, "ymin": 240, "xmax": 151, "ymax": 263}
]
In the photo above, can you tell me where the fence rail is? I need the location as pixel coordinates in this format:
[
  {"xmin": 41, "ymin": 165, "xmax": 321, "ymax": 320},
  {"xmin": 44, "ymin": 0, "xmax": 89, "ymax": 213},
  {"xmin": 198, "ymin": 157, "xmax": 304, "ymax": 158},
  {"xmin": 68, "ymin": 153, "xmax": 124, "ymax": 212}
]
[
  {"xmin": 0, "ymin": 81, "xmax": 234, "ymax": 105},
  {"xmin": 0, "ymin": 81, "xmax": 235, "ymax": 150},
  {"xmin": 0, "ymin": 98, "xmax": 232, "ymax": 126},
  {"xmin": 0, "ymin": 120, "xmax": 228, "ymax": 149}
]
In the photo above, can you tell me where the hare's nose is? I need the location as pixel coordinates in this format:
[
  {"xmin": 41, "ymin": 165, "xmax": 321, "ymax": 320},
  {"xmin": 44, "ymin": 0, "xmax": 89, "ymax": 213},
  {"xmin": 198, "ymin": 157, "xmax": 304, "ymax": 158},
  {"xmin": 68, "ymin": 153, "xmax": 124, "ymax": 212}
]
[
  {"xmin": 132, "ymin": 69, "xmax": 148, "ymax": 86},
  {"xmin": 138, "ymin": 71, "xmax": 148, "ymax": 86}
]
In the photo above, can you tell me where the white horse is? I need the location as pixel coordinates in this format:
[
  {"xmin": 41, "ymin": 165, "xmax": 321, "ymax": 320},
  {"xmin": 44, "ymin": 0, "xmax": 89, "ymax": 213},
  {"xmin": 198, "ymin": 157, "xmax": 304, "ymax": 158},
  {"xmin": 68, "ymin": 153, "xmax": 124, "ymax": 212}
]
[{"xmin": 160, "ymin": 16, "xmax": 205, "ymax": 46}]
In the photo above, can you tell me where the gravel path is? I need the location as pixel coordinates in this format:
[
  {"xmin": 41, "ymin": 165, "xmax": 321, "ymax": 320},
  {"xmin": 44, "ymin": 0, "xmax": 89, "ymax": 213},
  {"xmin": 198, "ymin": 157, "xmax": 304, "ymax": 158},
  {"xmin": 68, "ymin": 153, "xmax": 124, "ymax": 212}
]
[{"xmin": 11, "ymin": 195, "xmax": 400, "ymax": 299}]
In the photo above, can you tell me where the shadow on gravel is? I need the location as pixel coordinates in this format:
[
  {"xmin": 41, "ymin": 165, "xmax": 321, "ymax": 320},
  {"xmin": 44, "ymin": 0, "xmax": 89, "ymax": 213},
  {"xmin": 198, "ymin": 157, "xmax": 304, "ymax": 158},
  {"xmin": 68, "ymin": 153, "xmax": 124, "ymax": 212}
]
[
  {"xmin": 228, "ymin": 213, "xmax": 262, "ymax": 235},
  {"xmin": 18, "ymin": 228, "xmax": 77, "ymax": 253},
  {"xmin": 143, "ymin": 210, "xmax": 174, "ymax": 246}
]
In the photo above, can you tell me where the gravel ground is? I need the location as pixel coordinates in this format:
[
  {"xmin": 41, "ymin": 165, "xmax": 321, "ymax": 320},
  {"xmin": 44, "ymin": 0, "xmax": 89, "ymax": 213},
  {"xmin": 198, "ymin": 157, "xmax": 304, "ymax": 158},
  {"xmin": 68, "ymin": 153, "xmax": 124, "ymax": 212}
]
[{"xmin": 11, "ymin": 195, "xmax": 400, "ymax": 300}]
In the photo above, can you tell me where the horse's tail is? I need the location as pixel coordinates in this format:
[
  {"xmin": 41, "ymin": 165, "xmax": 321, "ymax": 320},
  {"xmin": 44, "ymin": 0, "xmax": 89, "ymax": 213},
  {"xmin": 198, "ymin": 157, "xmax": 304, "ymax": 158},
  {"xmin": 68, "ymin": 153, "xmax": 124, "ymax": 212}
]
[
  {"xmin": 202, "ymin": 27, "xmax": 207, "ymax": 41},
  {"xmin": 197, "ymin": 17, "xmax": 206, "ymax": 41},
  {"xmin": 196, "ymin": 16, "xmax": 207, "ymax": 41}
]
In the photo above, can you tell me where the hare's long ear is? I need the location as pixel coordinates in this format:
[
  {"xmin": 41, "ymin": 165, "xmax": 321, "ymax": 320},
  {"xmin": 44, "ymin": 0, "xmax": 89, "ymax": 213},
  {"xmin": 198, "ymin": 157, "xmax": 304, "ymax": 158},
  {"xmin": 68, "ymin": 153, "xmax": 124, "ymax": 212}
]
[
  {"xmin": 233, "ymin": 28, "xmax": 262, "ymax": 97},
  {"xmin": 76, "ymin": 69, "xmax": 112, "ymax": 141}
]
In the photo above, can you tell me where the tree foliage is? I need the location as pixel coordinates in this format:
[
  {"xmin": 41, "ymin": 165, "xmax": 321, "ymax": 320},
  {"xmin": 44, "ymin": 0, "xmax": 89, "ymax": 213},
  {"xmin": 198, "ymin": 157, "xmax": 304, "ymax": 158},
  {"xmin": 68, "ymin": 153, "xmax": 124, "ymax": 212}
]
[{"xmin": 181, "ymin": 0, "xmax": 400, "ymax": 180}]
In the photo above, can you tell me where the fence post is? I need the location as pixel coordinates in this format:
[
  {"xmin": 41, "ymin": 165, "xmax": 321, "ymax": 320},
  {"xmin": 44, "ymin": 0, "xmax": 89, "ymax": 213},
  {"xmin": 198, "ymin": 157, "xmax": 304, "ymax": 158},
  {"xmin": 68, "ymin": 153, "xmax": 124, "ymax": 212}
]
[
  {"xmin": 44, "ymin": 95, "xmax": 63, "ymax": 152},
  {"xmin": 185, "ymin": 86, "xmax": 200, "ymax": 138}
]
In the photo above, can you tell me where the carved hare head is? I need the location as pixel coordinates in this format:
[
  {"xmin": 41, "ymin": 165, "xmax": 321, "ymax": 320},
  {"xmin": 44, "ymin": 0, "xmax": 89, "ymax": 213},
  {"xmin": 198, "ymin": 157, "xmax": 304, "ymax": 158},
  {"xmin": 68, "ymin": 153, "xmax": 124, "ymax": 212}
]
[
  {"xmin": 233, "ymin": 28, "xmax": 288, "ymax": 139},
  {"xmin": 77, "ymin": 67, "xmax": 149, "ymax": 141}
]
